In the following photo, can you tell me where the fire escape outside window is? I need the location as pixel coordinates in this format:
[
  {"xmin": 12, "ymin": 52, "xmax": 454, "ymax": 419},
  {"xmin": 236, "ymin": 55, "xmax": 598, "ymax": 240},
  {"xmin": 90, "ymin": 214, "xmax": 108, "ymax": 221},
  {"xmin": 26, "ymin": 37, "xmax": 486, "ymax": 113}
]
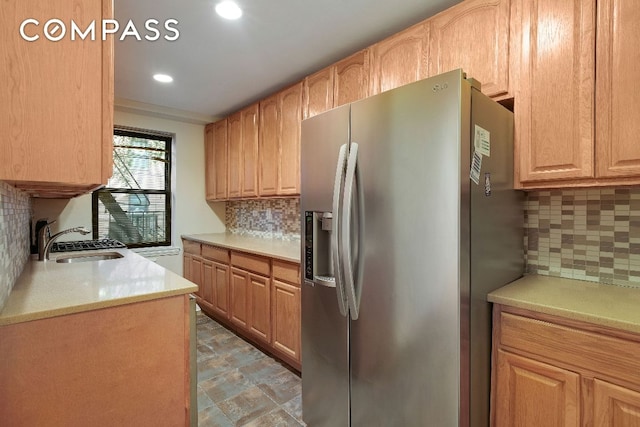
[{"xmin": 92, "ymin": 128, "xmax": 172, "ymax": 248}]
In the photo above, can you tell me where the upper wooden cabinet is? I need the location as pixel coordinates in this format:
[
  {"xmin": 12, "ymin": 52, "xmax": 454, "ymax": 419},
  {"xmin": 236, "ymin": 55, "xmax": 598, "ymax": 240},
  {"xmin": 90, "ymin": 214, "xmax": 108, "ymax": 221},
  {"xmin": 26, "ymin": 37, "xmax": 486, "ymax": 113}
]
[
  {"xmin": 0, "ymin": 0, "xmax": 114, "ymax": 197},
  {"xmin": 370, "ymin": 22, "xmax": 429, "ymax": 95},
  {"xmin": 516, "ymin": 0, "xmax": 640, "ymax": 188},
  {"xmin": 205, "ymin": 120, "xmax": 228, "ymax": 201},
  {"xmin": 259, "ymin": 95, "xmax": 280, "ymax": 196},
  {"xmin": 428, "ymin": 0, "xmax": 512, "ymax": 99},
  {"xmin": 241, "ymin": 103, "xmax": 259, "ymax": 198},
  {"xmin": 515, "ymin": 0, "xmax": 595, "ymax": 184},
  {"xmin": 595, "ymin": 0, "xmax": 640, "ymax": 179},
  {"xmin": 259, "ymin": 83, "xmax": 302, "ymax": 196},
  {"xmin": 227, "ymin": 112, "xmax": 242, "ymax": 198},
  {"xmin": 303, "ymin": 49, "xmax": 370, "ymax": 119}
]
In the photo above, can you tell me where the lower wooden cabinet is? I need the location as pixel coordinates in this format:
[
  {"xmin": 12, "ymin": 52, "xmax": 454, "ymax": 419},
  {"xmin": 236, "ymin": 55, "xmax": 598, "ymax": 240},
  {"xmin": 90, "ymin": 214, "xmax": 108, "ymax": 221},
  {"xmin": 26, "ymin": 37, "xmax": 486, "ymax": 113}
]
[
  {"xmin": 491, "ymin": 305, "xmax": 640, "ymax": 426},
  {"xmin": 182, "ymin": 239, "xmax": 301, "ymax": 370}
]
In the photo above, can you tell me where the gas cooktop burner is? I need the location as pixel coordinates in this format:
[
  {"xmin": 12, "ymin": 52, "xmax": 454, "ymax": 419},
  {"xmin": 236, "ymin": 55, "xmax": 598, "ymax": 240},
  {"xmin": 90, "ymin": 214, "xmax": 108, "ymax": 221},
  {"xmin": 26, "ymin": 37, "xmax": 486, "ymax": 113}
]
[{"xmin": 51, "ymin": 238, "xmax": 127, "ymax": 253}]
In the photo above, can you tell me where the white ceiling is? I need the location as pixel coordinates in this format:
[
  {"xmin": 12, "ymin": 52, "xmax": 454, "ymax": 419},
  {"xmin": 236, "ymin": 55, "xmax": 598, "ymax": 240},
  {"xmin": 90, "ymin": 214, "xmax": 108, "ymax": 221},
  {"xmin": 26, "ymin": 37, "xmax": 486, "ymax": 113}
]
[{"xmin": 114, "ymin": 0, "xmax": 461, "ymax": 121}]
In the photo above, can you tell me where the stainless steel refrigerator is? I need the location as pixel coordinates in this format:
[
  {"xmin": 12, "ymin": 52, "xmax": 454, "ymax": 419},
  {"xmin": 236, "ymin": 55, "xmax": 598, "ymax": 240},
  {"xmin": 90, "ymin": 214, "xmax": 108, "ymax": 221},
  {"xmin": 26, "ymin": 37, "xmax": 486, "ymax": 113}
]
[{"xmin": 300, "ymin": 70, "xmax": 523, "ymax": 427}]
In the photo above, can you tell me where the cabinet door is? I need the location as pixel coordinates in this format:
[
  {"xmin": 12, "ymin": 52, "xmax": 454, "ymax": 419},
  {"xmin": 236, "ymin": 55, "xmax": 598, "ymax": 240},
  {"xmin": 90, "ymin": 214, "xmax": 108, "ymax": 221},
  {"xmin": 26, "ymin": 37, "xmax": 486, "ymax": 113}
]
[
  {"xmin": 428, "ymin": 0, "xmax": 511, "ymax": 99},
  {"xmin": 516, "ymin": 0, "xmax": 595, "ymax": 183},
  {"xmin": 212, "ymin": 119, "xmax": 228, "ymax": 200},
  {"xmin": 204, "ymin": 124, "xmax": 216, "ymax": 200},
  {"xmin": 248, "ymin": 273, "xmax": 271, "ymax": 345},
  {"xmin": 227, "ymin": 112, "xmax": 242, "ymax": 198},
  {"xmin": 230, "ymin": 268, "xmax": 248, "ymax": 329},
  {"xmin": 334, "ymin": 49, "xmax": 370, "ymax": 107},
  {"xmin": 370, "ymin": 22, "xmax": 429, "ymax": 95},
  {"xmin": 278, "ymin": 83, "xmax": 302, "ymax": 195},
  {"xmin": 212, "ymin": 262, "xmax": 230, "ymax": 319},
  {"xmin": 190, "ymin": 256, "xmax": 203, "ymax": 298},
  {"xmin": 241, "ymin": 104, "xmax": 259, "ymax": 198},
  {"xmin": 596, "ymin": 0, "xmax": 640, "ymax": 178},
  {"xmin": 259, "ymin": 95, "xmax": 279, "ymax": 196},
  {"xmin": 304, "ymin": 67, "xmax": 334, "ymax": 119},
  {"xmin": 272, "ymin": 280, "xmax": 301, "ymax": 363},
  {"xmin": 594, "ymin": 379, "xmax": 640, "ymax": 426},
  {"xmin": 201, "ymin": 259, "xmax": 214, "ymax": 306},
  {"xmin": 0, "ymin": 0, "xmax": 113, "ymax": 192},
  {"xmin": 494, "ymin": 350, "xmax": 580, "ymax": 427},
  {"xmin": 183, "ymin": 254, "xmax": 192, "ymax": 283}
]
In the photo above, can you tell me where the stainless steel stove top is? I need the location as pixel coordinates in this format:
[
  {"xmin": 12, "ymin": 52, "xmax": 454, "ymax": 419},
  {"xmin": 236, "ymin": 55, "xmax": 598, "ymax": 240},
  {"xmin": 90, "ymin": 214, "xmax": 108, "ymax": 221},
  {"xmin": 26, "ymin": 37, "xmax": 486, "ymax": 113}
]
[{"xmin": 51, "ymin": 238, "xmax": 126, "ymax": 253}]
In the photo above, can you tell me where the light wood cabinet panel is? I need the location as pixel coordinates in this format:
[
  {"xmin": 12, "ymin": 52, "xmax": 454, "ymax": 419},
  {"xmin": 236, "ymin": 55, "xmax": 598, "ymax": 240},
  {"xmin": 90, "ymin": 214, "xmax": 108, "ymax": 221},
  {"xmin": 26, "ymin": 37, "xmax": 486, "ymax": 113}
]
[
  {"xmin": 494, "ymin": 349, "xmax": 580, "ymax": 427},
  {"xmin": 208, "ymin": 119, "xmax": 228, "ymax": 200},
  {"xmin": 303, "ymin": 67, "xmax": 334, "ymax": 119},
  {"xmin": 334, "ymin": 49, "xmax": 370, "ymax": 107},
  {"xmin": 183, "ymin": 240, "xmax": 301, "ymax": 371},
  {"xmin": 370, "ymin": 22, "xmax": 429, "ymax": 95},
  {"xmin": 594, "ymin": 379, "xmax": 640, "ymax": 427},
  {"xmin": 0, "ymin": 296, "xmax": 191, "ymax": 426},
  {"xmin": 596, "ymin": 0, "xmax": 640, "ymax": 179},
  {"xmin": 515, "ymin": 0, "xmax": 596, "ymax": 183},
  {"xmin": 428, "ymin": 0, "xmax": 512, "ymax": 99},
  {"xmin": 204, "ymin": 124, "xmax": 215, "ymax": 200},
  {"xmin": 241, "ymin": 104, "xmax": 259, "ymax": 198},
  {"xmin": 259, "ymin": 95, "xmax": 279, "ymax": 195},
  {"xmin": 492, "ymin": 305, "xmax": 640, "ymax": 427},
  {"xmin": 230, "ymin": 268, "xmax": 249, "ymax": 330},
  {"xmin": 248, "ymin": 273, "xmax": 271, "ymax": 345},
  {"xmin": 201, "ymin": 259, "xmax": 214, "ymax": 306},
  {"xmin": 278, "ymin": 83, "xmax": 302, "ymax": 195},
  {"xmin": 0, "ymin": 0, "xmax": 114, "ymax": 197},
  {"xmin": 272, "ymin": 280, "xmax": 301, "ymax": 364},
  {"xmin": 227, "ymin": 112, "xmax": 242, "ymax": 198},
  {"xmin": 212, "ymin": 262, "xmax": 230, "ymax": 319}
]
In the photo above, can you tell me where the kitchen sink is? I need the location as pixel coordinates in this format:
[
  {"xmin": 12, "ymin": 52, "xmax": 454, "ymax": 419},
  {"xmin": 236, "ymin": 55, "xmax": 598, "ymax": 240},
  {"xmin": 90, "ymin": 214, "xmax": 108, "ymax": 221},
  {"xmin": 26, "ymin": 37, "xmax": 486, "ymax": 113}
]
[{"xmin": 55, "ymin": 252, "xmax": 124, "ymax": 263}]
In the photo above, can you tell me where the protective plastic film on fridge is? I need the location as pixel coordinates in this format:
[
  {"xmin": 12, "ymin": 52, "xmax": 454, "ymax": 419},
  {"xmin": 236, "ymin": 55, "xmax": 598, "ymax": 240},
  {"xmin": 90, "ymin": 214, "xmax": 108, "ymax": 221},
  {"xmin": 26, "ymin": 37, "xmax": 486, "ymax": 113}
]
[{"xmin": 300, "ymin": 70, "xmax": 524, "ymax": 427}]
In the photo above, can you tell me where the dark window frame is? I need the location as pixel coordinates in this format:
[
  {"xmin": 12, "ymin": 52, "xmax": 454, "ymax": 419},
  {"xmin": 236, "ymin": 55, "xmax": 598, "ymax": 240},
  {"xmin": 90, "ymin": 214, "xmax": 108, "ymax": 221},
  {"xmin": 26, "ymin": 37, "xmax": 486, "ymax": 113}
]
[{"xmin": 92, "ymin": 128, "xmax": 172, "ymax": 248}]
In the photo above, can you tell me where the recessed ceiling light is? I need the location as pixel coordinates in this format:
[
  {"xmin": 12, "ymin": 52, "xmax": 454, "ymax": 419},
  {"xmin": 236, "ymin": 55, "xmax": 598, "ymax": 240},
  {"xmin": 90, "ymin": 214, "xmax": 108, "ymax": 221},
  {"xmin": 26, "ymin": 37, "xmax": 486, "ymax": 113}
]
[
  {"xmin": 153, "ymin": 73, "xmax": 173, "ymax": 83},
  {"xmin": 215, "ymin": 1, "xmax": 242, "ymax": 20}
]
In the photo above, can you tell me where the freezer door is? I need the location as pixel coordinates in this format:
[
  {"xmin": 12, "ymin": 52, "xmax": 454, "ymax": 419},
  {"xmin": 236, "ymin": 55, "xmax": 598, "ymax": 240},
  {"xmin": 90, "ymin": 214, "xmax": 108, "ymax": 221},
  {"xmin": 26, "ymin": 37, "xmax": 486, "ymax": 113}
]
[
  {"xmin": 300, "ymin": 105, "xmax": 350, "ymax": 426},
  {"xmin": 348, "ymin": 71, "xmax": 467, "ymax": 426}
]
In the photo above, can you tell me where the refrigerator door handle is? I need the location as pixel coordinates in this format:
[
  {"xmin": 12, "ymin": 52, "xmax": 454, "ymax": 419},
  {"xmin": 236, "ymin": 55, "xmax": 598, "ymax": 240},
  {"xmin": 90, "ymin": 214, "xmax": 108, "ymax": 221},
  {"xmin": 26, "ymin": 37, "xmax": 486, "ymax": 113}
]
[
  {"xmin": 341, "ymin": 142, "xmax": 365, "ymax": 320},
  {"xmin": 332, "ymin": 143, "xmax": 349, "ymax": 317}
]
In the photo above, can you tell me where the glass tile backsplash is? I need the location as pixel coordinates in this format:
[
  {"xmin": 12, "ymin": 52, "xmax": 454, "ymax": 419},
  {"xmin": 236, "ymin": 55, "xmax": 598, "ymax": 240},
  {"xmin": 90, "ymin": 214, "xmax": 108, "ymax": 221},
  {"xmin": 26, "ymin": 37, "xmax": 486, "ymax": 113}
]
[
  {"xmin": 226, "ymin": 198, "xmax": 300, "ymax": 241},
  {"xmin": 0, "ymin": 181, "xmax": 31, "ymax": 310},
  {"xmin": 525, "ymin": 188, "xmax": 640, "ymax": 287}
]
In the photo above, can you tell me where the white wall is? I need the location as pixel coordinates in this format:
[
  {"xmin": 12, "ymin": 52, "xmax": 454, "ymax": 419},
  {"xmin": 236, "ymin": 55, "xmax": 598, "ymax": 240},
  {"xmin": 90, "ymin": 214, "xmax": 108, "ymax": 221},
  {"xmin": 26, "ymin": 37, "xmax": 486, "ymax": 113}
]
[{"xmin": 32, "ymin": 109, "xmax": 225, "ymax": 274}]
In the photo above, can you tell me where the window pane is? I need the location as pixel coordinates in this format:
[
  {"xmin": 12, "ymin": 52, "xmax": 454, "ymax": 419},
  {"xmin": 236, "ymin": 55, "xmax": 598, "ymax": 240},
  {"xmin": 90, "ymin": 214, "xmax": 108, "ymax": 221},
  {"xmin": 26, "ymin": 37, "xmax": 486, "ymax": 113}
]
[
  {"xmin": 109, "ymin": 134, "xmax": 168, "ymax": 191},
  {"xmin": 95, "ymin": 192, "xmax": 168, "ymax": 245}
]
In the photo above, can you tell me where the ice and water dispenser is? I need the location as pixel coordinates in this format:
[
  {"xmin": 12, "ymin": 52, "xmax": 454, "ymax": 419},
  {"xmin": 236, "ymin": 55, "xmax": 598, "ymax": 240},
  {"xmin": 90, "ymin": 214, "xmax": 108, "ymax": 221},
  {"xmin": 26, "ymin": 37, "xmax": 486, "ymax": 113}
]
[{"xmin": 304, "ymin": 211, "xmax": 336, "ymax": 287}]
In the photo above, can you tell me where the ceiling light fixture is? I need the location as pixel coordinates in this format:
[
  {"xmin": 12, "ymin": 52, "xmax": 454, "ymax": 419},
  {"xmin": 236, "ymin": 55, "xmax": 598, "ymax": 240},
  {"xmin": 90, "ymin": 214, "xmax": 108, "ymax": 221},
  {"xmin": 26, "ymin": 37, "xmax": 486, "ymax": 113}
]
[
  {"xmin": 153, "ymin": 73, "xmax": 174, "ymax": 83},
  {"xmin": 215, "ymin": 1, "xmax": 242, "ymax": 20}
]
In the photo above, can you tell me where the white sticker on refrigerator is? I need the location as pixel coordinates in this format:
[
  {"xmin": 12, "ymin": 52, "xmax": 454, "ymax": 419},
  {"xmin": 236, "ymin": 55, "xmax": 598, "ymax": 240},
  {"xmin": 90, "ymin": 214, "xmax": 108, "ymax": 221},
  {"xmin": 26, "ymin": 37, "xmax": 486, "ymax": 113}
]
[
  {"xmin": 474, "ymin": 125, "xmax": 491, "ymax": 157},
  {"xmin": 470, "ymin": 150, "xmax": 482, "ymax": 185}
]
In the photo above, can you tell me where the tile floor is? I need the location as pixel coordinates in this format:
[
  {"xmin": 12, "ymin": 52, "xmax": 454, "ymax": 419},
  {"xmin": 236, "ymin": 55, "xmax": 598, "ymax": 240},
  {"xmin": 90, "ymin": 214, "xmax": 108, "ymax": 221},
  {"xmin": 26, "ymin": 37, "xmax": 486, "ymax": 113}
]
[{"xmin": 196, "ymin": 311, "xmax": 305, "ymax": 426}]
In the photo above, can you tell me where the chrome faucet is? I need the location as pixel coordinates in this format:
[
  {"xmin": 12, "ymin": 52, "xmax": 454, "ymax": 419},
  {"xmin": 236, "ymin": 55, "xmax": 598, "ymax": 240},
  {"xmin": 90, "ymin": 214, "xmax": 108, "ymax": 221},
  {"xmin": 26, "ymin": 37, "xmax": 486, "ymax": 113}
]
[{"xmin": 38, "ymin": 220, "xmax": 91, "ymax": 261}]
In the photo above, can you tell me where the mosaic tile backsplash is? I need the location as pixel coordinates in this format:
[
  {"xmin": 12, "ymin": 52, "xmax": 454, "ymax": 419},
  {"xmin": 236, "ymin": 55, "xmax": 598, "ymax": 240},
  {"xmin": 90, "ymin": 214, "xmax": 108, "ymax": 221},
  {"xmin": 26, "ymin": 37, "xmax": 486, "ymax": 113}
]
[
  {"xmin": 0, "ymin": 181, "xmax": 31, "ymax": 310},
  {"xmin": 525, "ymin": 188, "xmax": 640, "ymax": 287},
  {"xmin": 226, "ymin": 198, "xmax": 300, "ymax": 241}
]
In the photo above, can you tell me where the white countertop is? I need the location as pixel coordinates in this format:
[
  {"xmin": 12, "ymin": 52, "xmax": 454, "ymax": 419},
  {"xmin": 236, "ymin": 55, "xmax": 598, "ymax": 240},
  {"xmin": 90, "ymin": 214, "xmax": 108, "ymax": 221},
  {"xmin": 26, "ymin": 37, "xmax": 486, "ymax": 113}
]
[
  {"xmin": 488, "ymin": 275, "xmax": 640, "ymax": 334},
  {"xmin": 181, "ymin": 233, "xmax": 301, "ymax": 263},
  {"xmin": 0, "ymin": 249, "xmax": 197, "ymax": 326}
]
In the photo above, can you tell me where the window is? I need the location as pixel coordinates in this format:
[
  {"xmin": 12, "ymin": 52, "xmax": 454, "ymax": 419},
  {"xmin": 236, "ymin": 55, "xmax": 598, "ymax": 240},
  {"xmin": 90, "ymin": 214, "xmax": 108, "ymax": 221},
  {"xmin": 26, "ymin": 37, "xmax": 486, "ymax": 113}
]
[{"xmin": 92, "ymin": 128, "xmax": 172, "ymax": 248}]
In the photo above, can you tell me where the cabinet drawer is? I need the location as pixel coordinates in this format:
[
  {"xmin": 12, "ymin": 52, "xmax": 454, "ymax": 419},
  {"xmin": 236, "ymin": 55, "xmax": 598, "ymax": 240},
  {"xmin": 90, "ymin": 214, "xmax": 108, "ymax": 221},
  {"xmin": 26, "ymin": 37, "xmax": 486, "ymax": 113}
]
[
  {"xmin": 202, "ymin": 245, "xmax": 230, "ymax": 263},
  {"xmin": 182, "ymin": 240, "xmax": 201, "ymax": 255},
  {"xmin": 231, "ymin": 251, "xmax": 270, "ymax": 276},
  {"xmin": 273, "ymin": 260, "xmax": 300, "ymax": 286},
  {"xmin": 499, "ymin": 311, "xmax": 640, "ymax": 387}
]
